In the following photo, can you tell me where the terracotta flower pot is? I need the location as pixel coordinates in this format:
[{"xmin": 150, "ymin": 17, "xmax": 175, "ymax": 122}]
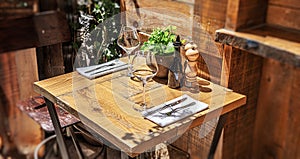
[{"xmin": 155, "ymin": 54, "xmax": 174, "ymax": 78}]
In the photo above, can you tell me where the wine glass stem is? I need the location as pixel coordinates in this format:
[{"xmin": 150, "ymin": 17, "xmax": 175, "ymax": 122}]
[
  {"xmin": 127, "ymin": 52, "xmax": 132, "ymax": 76},
  {"xmin": 142, "ymin": 82, "xmax": 146, "ymax": 109}
]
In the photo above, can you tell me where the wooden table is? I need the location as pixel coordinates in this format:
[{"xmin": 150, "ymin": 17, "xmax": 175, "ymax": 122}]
[{"xmin": 33, "ymin": 70, "xmax": 246, "ymax": 159}]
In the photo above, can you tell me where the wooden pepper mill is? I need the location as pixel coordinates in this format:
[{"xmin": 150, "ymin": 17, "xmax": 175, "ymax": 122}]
[{"xmin": 184, "ymin": 42, "xmax": 200, "ymax": 89}]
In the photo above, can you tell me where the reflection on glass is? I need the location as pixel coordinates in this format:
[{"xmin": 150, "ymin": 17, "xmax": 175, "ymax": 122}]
[
  {"xmin": 131, "ymin": 50, "xmax": 158, "ymax": 111},
  {"xmin": 117, "ymin": 26, "xmax": 140, "ymax": 76}
]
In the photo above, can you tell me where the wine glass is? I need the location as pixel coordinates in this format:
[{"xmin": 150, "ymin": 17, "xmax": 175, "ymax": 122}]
[
  {"xmin": 117, "ymin": 26, "xmax": 140, "ymax": 76},
  {"xmin": 131, "ymin": 50, "xmax": 158, "ymax": 111}
]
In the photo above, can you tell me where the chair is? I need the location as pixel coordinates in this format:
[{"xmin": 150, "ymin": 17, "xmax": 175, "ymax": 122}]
[
  {"xmin": 1, "ymin": 10, "xmax": 106, "ymax": 158},
  {"xmin": 17, "ymin": 96, "xmax": 106, "ymax": 159}
]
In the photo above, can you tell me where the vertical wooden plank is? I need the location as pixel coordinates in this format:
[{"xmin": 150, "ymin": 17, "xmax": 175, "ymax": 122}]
[
  {"xmin": 15, "ymin": 48, "xmax": 39, "ymax": 99},
  {"xmin": 0, "ymin": 53, "xmax": 17, "ymax": 156},
  {"xmin": 39, "ymin": 44, "xmax": 65, "ymax": 79},
  {"xmin": 267, "ymin": 5, "xmax": 300, "ymax": 30},
  {"xmin": 220, "ymin": 45, "xmax": 232, "ymax": 87},
  {"xmin": 13, "ymin": 49, "xmax": 43, "ymax": 155},
  {"xmin": 194, "ymin": 0, "xmax": 227, "ymax": 34},
  {"xmin": 193, "ymin": 0, "xmax": 226, "ymax": 84},
  {"xmin": 225, "ymin": 0, "xmax": 240, "ymax": 30},
  {"xmin": 221, "ymin": 48, "xmax": 263, "ymax": 159},
  {"xmin": 253, "ymin": 59, "xmax": 300, "ymax": 159},
  {"xmin": 285, "ymin": 67, "xmax": 300, "ymax": 158},
  {"xmin": 37, "ymin": 0, "xmax": 66, "ymax": 79},
  {"xmin": 120, "ymin": 0, "xmax": 127, "ymax": 12},
  {"xmin": 226, "ymin": 0, "xmax": 268, "ymax": 31},
  {"xmin": 0, "ymin": 49, "xmax": 43, "ymax": 157}
]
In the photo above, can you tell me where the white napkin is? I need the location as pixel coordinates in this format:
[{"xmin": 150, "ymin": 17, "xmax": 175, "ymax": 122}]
[
  {"xmin": 142, "ymin": 94, "xmax": 208, "ymax": 127},
  {"xmin": 76, "ymin": 60, "xmax": 128, "ymax": 79}
]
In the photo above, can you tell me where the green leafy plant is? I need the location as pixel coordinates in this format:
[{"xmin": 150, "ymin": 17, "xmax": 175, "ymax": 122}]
[
  {"xmin": 141, "ymin": 26, "xmax": 177, "ymax": 55},
  {"xmin": 76, "ymin": 0, "xmax": 121, "ymax": 66}
]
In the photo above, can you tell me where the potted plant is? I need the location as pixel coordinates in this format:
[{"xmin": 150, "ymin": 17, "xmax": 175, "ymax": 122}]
[{"xmin": 141, "ymin": 26, "xmax": 177, "ymax": 78}]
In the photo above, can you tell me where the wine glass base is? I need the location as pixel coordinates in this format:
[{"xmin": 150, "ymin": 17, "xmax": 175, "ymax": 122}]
[{"xmin": 132, "ymin": 103, "xmax": 147, "ymax": 112}]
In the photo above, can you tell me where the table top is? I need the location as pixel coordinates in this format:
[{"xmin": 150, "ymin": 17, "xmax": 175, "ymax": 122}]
[{"xmin": 33, "ymin": 70, "xmax": 246, "ymax": 156}]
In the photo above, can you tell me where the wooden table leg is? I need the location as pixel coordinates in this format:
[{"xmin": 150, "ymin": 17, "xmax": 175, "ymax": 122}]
[
  {"xmin": 45, "ymin": 98, "xmax": 70, "ymax": 159},
  {"xmin": 208, "ymin": 114, "xmax": 227, "ymax": 159}
]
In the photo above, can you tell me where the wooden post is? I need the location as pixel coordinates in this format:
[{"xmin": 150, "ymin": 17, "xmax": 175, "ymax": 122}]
[
  {"xmin": 0, "ymin": 49, "xmax": 44, "ymax": 157},
  {"xmin": 38, "ymin": 44, "xmax": 65, "ymax": 78},
  {"xmin": 219, "ymin": 47, "xmax": 264, "ymax": 159},
  {"xmin": 36, "ymin": 0, "xmax": 68, "ymax": 79},
  {"xmin": 253, "ymin": 59, "xmax": 300, "ymax": 159}
]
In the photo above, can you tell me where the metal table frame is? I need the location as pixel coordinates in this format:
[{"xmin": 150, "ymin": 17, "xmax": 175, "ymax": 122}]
[{"xmin": 45, "ymin": 97, "xmax": 228, "ymax": 159}]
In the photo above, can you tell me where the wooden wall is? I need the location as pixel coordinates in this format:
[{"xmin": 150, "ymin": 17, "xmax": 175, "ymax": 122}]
[
  {"xmin": 225, "ymin": 0, "xmax": 268, "ymax": 30},
  {"xmin": 0, "ymin": 0, "xmax": 38, "ymax": 20},
  {"xmin": 253, "ymin": 59, "xmax": 300, "ymax": 159},
  {"xmin": 121, "ymin": 0, "xmax": 300, "ymax": 159},
  {"xmin": 217, "ymin": 0, "xmax": 300, "ymax": 158},
  {"xmin": 193, "ymin": 0, "xmax": 228, "ymax": 84},
  {"xmin": 195, "ymin": 1, "xmax": 265, "ymax": 159},
  {"xmin": 267, "ymin": 0, "xmax": 300, "ymax": 30},
  {"xmin": 221, "ymin": 47, "xmax": 263, "ymax": 159}
]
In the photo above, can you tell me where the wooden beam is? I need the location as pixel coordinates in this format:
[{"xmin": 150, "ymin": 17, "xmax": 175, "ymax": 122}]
[
  {"xmin": 0, "ymin": 11, "xmax": 70, "ymax": 53},
  {"xmin": 215, "ymin": 28, "xmax": 300, "ymax": 67}
]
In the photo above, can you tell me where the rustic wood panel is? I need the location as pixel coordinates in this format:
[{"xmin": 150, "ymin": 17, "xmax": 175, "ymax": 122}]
[
  {"xmin": 225, "ymin": 0, "xmax": 267, "ymax": 30},
  {"xmin": 253, "ymin": 58, "xmax": 300, "ymax": 159},
  {"xmin": 0, "ymin": 11, "xmax": 71, "ymax": 53},
  {"xmin": 269, "ymin": 0, "xmax": 300, "ymax": 10},
  {"xmin": 198, "ymin": 52, "xmax": 222, "ymax": 84},
  {"xmin": 169, "ymin": 1, "xmax": 228, "ymax": 158},
  {"xmin": 193, "ymin": 0, "xmax": 228, "ymax": 83},
  {"xmin": 123, "ymin": 0, "xmax": 194, "ymax": 37},
  {"xmin": 267, "ymin": 5, "xmax": 300, "ymax": 30},
  {"xmin": 221, "ymin": 48, "xmax": 263, "ymax": 159},
  {"xmin": 194, "ymin": 0, "xmax": 227, "ymax": 34},
  {"xmin": 134, "ymin": 0, "xmax": 192, "ymax": 16},
  {"xmin": 194, "ymin": 0, "xmax": 227, "ymax": 20},
  {"xmin": 37, "ymin": 44, "xmax": 65, "ymax": 79},
  {"xmin": 243, "ymin": 25, "xmax": 300, "ymax": 43},
  {"xmin": 0, "ymin": 0, "xmax": 38, "ymax": 20},
  {"xmin": 13, "ymin": 49, "xmax": 43, "ymax": 155},
  {"xmin": 0, "ymin": 49, "xmax": 43, "ymax": 158},
  {"xmin": 286, "ymin": 66, "xmax": 300, "ymax": 158},
  {"xmin": 174, "ymin": 119, "xmax": 219, "ymax": 159}
]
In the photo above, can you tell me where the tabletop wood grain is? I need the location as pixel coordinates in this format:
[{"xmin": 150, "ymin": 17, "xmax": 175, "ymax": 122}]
[{"xmin": 33, "ymin": 70, "xmax": 246, "ymax": 156}]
